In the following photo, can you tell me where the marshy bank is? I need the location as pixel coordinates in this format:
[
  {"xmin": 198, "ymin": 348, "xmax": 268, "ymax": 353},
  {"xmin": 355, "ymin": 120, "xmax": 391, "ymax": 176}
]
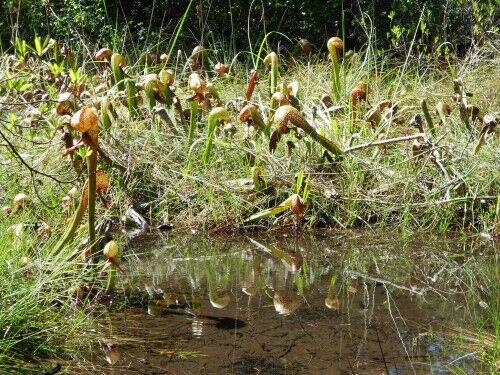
[
  {"xmin": 0, "ymin": 26, "xmax": 498, "ymax": 374},
  {"xmin": 0, "ymin": 38, "xmax": 498, "ymax": 235}
]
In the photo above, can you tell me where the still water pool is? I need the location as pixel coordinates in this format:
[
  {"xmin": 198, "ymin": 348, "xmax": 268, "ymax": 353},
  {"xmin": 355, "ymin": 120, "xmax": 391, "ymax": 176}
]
[{"xmin": 73, "ymin": 231, "xmax": 496, "ymax": 374}]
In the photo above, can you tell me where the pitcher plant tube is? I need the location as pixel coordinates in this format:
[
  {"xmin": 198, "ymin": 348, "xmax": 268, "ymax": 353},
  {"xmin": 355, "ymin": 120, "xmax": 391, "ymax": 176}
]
[
  {"xmin": 475, "ymin": 115, "xmax": 497, "ymax": 154},
  {"xmin": 239, "ymin": 104, "xmax": 269, "ymax": 136},
  {"xmin": 54, "ymin": 107, "xmax": 109, "ymax": 255},
  {"xmin": 327, "ymin": 37, "xmax": 343, "ymax": 101},
  {"xmin": 270, "ymin": 105, "xmax": 343, "ymax": 156},
  {"xmin": 202, "ymin": 107, "xmax": 232, "ymax": 164},
  {"xmin": 420, "ymin": 99, "xmax": 436, "ymax": 137},
  {"xmin": 243, "ymin": 69, "xmax": 258, "ymax": 106},
  {"xmin": 263, "ymin": 52, "xmax": 279, "ymax": 95},
  {"xmin": 102, "ymin": 240, "xmax": 121, "ymax": 293},
  {"xmin": 53, "ymin": 170, "xmax": 109, "ymax": 254},
  {"xmin": 110, "ymin": 53, "xmax": 126, "ymax": 91}
]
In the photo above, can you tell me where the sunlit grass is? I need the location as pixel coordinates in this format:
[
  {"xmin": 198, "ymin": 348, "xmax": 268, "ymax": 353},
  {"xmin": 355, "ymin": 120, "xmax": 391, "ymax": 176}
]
[
  {"xmin": 0, "ymin": 24, "xmax": 498, "ymax": 373},
  {"xmin": 0, "ymin": 221, "xmax": 97, "ymax": 372}
]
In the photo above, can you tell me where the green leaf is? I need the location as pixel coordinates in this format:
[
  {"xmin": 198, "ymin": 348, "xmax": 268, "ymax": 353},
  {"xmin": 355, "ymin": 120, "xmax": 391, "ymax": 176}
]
[
  {"xmin": 303, "ymin": 176, "xmax": 310, "ymax": 202},
  {"xmin": 295, "ymin": 170, "xmax": 304, "ymax": 194},
  {"xmin": 69, "ymin": 69, "xmax": 77, "ymax": 83},
  {"xmin": 34, "ymin": 36, "xmax": 42, "ymax": 56},
  {"xmin": 244, "ymin": 196, "xmax": 293, "ymax": 223}
]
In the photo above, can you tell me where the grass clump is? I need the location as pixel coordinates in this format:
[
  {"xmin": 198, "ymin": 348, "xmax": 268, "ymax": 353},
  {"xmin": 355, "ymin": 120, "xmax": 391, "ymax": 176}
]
[
  {"xmin": 0, "ymin": 214, "xmax": 96, "ymax": 372},
  {"xmin": 0, "ymin": 35, "xmax": 498, "ymax": 235}
]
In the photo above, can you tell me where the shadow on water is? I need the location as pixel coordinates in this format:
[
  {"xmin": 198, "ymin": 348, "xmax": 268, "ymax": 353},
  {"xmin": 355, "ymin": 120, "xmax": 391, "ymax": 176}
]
[{"xmin": 71, "ymin": 231, "xmax": 496, "ymax": 374}]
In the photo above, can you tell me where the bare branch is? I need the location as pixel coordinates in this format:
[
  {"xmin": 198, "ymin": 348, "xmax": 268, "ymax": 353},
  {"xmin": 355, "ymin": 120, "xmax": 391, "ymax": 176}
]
[
  {"xmin": 344, "ymin": 133, "xmax": 425, "ymax": 153},
  {"xmin": 0, "ymin": 127, "xmax": 73, "ymax": 184}
]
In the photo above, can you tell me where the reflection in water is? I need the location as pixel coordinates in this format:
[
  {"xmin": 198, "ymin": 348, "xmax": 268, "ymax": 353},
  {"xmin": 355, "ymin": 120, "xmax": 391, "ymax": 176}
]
[
  {"xmin": 273, "ymin": 291, "xmax": 303, "ymax": 315},
  {"xmin": 191, "ymin": 317, "xmax": 204, "ymax": 338},
  {"xmin": 206, "ymin": 259, "xmax": 232, "ymax": 309},
  {"xmin": 81, "ymin": 233, "xmax": 494, "ymax": 374},
  {"xmin": 102, "ymin": 343, "xmax": 120, "ymax": 365},
  {"xmin": 209, "ymin": 293, "xmax": 230, "ymax": 309},
  {"xmin": 249, "ymin": 238, "xmax": 304, "ymax": 273},
  {"xmin": 324, "ymin": 275, "xmax": 340, "ymax": 310}
]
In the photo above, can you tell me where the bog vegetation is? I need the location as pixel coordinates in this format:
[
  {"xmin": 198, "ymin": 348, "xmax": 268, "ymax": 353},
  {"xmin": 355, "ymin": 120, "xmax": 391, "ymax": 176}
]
[{"xmin": 0, "ymin": 0, "xmax": 498, "ymax": 373}]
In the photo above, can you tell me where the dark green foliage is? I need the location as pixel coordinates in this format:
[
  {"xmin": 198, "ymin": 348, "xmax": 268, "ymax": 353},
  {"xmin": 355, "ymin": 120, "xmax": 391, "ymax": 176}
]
[
  {"xmin": 0, "ymin": 1, "xmax": 497, "ymax": 54},
  {"xmin": 0, "ymin": 0, "xmax": 111, "ymax": 50}
]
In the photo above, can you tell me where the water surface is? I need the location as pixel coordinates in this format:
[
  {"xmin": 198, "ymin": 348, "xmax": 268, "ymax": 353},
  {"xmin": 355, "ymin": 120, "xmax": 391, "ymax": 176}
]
[{"xmin": 73, "ymin": 231, "xmax": 496, "ymax": 374}]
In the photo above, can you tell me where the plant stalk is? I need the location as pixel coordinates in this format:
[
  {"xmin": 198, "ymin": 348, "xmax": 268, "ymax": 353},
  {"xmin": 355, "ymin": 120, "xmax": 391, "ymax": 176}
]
[
  {"xmin": 420, "ymin": 99, "xmax": 435, "ymax": 137},
  {"xmin": 202, "ymin": 107, "xmax": 231, "ymax": 164},
  {"xmin": 87, "ymin": 150, "xmax": 97, "ymax": 255},
  {"xmin": 127, "ymin": 79, "xmax": 138, "ymax": 119},
  {"xmin": 188, "ymin": 100, "xmax": 198, "ymax": 145}
]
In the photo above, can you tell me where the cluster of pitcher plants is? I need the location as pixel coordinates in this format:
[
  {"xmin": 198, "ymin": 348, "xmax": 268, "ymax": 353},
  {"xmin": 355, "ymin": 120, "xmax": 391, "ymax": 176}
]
[{"xmin": 1, "ymin": 34, "xmax": 498, "ymax": 292}]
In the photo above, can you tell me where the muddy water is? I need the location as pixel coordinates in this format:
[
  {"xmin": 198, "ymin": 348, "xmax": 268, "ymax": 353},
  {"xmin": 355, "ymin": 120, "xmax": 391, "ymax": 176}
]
[{"xmin": 76, "ymin": 231, "xmax": 495, "ymax": 374}]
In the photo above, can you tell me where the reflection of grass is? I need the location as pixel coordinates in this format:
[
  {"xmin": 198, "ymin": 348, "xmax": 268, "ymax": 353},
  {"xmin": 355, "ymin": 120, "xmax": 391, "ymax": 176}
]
[
  {"xmin": 158, "ymin": 349, "xmax": 208, "ymax": 360},
  {"xmin": 446, "ymin": 328, "xmax": 497, "ymax": 369},
  {"xmin": 120, "ymin": 234, "xmax": 498, "ymax": 371},
  {"xmin": 340, "ymin": 236, "xmax": 499, "ymax": 373},
  {"xmin": 445, "ymin": 258, "xmax": 499, "ymax": 373}
]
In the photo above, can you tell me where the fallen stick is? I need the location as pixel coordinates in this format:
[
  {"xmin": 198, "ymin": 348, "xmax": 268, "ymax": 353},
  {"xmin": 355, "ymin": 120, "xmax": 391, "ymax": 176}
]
[
  {"xmin": 344, "ymin": 133, "xmax": 425, "ymax": 153},
  {"xmin": 345, "ymin": 270, "xmax": 426, "ymax": 295}
]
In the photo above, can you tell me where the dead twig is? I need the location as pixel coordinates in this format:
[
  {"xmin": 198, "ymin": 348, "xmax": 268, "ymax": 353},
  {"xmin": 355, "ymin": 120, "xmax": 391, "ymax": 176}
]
[
  {"xmin": 344, "ymin": 133, "xmax": 425, "ymax": 153},
  {"xmin": 0, "ymin": 127, "xmax": 73, "ymax": 184}
]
